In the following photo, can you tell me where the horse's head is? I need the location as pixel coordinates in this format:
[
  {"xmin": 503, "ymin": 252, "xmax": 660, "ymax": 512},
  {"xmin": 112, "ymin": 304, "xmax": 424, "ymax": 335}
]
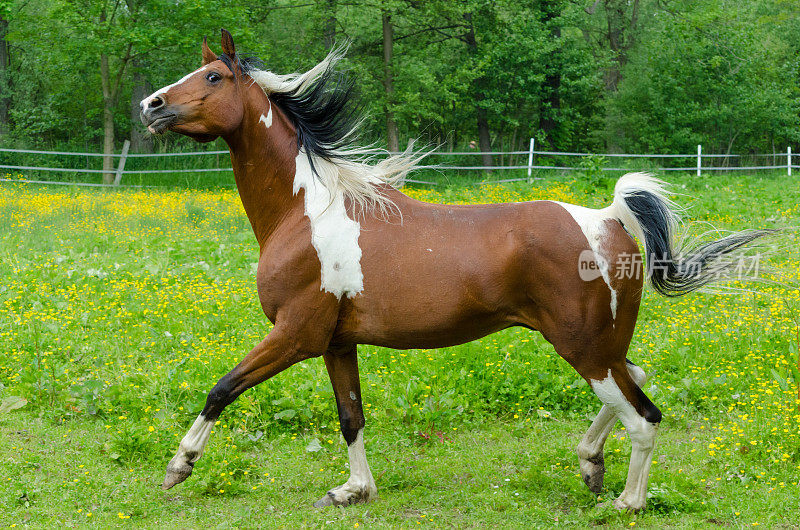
[{"xmin": 140, "ymin": 29, "xmax": 245, "ymax": 143}]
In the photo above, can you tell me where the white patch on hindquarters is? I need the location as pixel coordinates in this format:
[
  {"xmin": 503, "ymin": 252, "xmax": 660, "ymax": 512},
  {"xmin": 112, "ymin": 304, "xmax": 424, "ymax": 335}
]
[
  {"xmin": 142, "ymin": 66, "xmax": 208, "ymax": 108},
  {"xmin": 555, "ymin": 202, "xmax": 618, "ymax": 320},
  {"xmin": 173, "ymin": 414, "xmax": 214, "ymax": 464},
  {"xmin": 259, "ymin": 102, "xmax": 273, "ymax": 129},
  {"xmin": 293, "ymin": 149, "xmax": 364, "ymax": 299}
]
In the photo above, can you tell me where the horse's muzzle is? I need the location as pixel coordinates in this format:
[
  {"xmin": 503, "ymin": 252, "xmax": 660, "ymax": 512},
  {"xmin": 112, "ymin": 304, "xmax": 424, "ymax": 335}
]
[{"xmin": 140, "ymin": 110, "xmax": 176, "ymax": 135}]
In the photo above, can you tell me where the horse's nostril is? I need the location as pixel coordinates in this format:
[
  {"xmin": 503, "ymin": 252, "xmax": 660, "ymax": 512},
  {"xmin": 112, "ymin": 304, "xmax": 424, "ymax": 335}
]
[{"xmin": 149, "ymin": 96, "xmax": 164, "ymax": 109}]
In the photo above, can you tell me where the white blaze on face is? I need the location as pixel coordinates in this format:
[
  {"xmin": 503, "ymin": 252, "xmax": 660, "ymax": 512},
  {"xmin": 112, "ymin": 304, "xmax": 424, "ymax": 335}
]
[
  {"xmin": 293, "ymin": 149, "xmax": 364, "ymax": 299},
  {"xmin": 141, "ymin": 66, "xmax": 208, "ymax": 109},
  {"xmin": 555, "ymin": 202, "xmax": 618, "ymax": 320}
]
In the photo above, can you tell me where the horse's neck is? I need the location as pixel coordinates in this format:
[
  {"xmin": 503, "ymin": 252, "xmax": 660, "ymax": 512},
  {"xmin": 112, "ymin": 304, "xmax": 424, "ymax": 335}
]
[{"xmin": 225, "ymin": 88, "xmax": 300, "ymax": 250}]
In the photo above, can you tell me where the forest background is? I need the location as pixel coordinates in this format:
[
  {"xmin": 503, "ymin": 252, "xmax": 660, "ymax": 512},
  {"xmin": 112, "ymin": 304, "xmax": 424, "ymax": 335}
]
[{"xmin": 0, "ymin": 0, "xmax": 798, "ymax": 182}]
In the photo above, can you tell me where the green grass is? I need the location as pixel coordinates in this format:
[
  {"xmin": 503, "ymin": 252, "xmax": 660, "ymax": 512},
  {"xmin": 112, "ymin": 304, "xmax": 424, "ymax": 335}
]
[{"xmin": 0, "ymin": 173, "xmax": 799, "ymax": 528}]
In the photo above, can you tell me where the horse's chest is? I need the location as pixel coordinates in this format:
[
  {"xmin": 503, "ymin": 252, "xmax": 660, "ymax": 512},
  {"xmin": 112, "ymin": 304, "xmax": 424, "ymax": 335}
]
[
  {"xmin": 254, "ymin": 219, "xmax": 364, "ymax": 322},
  {"xmin": 254, "ymin": 249, "xmax": 309, "ymax": 322}
]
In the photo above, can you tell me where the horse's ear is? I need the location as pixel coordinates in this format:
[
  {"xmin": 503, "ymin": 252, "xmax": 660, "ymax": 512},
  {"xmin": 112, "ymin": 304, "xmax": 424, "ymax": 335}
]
[
  {"xmin": 202, "ymin": 37, "xmax": 217, "ymax": 66},
  {"xmin": 220, "ymin": 28, "xmax": 236, "ymax": 58}
]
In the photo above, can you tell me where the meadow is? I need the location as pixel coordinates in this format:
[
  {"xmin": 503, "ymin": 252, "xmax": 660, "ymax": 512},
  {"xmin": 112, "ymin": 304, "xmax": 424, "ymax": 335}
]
[{"xmin": 0, "ymin": 172, "xmax": 799, "ymax": 528}]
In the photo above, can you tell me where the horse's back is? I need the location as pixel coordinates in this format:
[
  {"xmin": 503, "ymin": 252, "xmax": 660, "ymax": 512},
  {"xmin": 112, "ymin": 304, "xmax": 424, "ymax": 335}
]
[{"xmin": 337, "ymin": 194, "xmax": 641, "ymax": 350}]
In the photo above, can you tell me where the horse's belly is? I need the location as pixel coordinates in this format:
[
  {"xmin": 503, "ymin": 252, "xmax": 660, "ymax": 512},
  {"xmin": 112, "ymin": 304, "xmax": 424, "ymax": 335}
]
[{"xmin": 336, "ymin": 242, "xmax": 527, "ymax": 348}]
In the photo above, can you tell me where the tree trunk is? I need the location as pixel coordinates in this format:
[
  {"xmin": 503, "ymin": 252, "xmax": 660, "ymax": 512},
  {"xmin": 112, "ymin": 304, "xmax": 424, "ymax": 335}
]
[
  {"xmin": 100, "ymin": 52, "xmax": 115, "ymax": 184},
  {"xmin": 323, "ymin": 0, "xmax": 336, "ymax": 49},
  {"xmin": 130, "ymin": 64, "xmax": 153, "ymax": 153},
  {"xmin": 464, "ymin": 13, "xmax": 492, "ymax": 169},
  {"xmin": 382, "ymin": 12, "xmax": 399, "ymax": 153},
  {"xmin": 0, "ymin": 16, "xmax": 11, "ymax": 139},
  {"xmin": 601, "ymin": 0, "xmax": 639, "ymax": 92},
  {"xmin": 476, "ymin": 107, "xmax": 492, "ymax": 167},
  {"xmin": 540, "ymin": 3, "xmax": 561, "ymax": 149}
]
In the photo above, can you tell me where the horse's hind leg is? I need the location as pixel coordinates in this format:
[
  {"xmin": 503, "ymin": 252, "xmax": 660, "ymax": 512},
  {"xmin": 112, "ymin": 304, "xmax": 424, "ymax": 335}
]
[
  {"xmin": 587, "ymin": 363, "xmax": 661, "ymax": 511},
  {"xmin": 577, "ymin": 360, "xmax": 648, "ymax": 493},
  {"xmin": 313, "ymin": 345, "xmax": 377, "ymax": 508}
]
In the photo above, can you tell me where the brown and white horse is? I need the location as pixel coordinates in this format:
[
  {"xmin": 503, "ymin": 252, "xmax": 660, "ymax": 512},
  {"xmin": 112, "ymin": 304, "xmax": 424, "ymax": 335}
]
[{"xmin": 140, "ymin": 30, "xmax": 770, "ymax": 511}]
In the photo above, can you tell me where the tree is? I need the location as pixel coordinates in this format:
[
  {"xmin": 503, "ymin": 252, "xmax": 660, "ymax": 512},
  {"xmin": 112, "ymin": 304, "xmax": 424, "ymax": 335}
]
[
  {"xmin": 605, "ymin": 0, "xmax": 800, "ymax": 154},
  {"xmin": 382, "ymin": 10, "xmax": 399, "ymax": 153}
]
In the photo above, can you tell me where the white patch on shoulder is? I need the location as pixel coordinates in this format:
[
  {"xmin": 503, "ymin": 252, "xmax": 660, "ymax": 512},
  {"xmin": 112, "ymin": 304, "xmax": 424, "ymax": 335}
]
[
  {"xmin": 293, "ymin": 149, "xmax": 364, "ymax": 299},
  {"xmin": 555, "ymin": 202, "xmax": 618, "ymax": 320},
  {"xmin": 142, "ymin": 66, "xmax": 208, "ymax": 108},
  {"xmin": 259, "ymin": 102, "xmax": 273, "ymax": 129}
]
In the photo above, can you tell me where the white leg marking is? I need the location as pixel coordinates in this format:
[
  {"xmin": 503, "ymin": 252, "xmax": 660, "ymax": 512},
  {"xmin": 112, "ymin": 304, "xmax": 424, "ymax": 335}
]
[
  {"xmin": 327, "ymin": 429, "xmax": 377, "ymax": 503},
  {"xmin": 590, "ymin": 370, "xmax": 657, "ymax": 511},
  {"xmin": 163, "ymin": 414, "xmax": 215, "ymax": 488},
  {"xmin": 141, "ymin": 66, "xmax": 208, "ymax": 108},
  {"xmin": 174, "ymin": 414, "xmax": 214, "ymax": 464},
  {"xmin": 555, "ymin": 202, "xmax": 618, "ymax": 320},
  {"xmin": 577, "ymin": 404, "xmax": 615, "ymax": 492},
  {"xmin": 578, "ymin": 404, "xmax": 616, "ymax": 461},
  {"xmin": 293, "ymin": 149, "xmax": 364, "ymax": 299},
  {"xmin": 626, "ymin": 362, "xmax": 648, "ymax": 387},
  {"xmin": 577, "ymin": 363, "xmax": 649, "ymax": 492}
]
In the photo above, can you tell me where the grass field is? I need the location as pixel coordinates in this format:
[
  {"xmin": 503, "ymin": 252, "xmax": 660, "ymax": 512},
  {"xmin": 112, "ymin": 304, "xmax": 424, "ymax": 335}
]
[{"xmin": 1, "ymin": 173, "xmax": 799, "ymax": 528}]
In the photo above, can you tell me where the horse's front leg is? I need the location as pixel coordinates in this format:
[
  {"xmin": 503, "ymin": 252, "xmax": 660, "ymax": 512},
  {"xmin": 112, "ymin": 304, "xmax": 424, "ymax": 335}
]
[
  {"xmin": 313, "ymin": 345, "xmax": 377, "ymax": 507},
  {"xmin": 161, "ymin": 324, "xmax": 324, "ymax": 490}
]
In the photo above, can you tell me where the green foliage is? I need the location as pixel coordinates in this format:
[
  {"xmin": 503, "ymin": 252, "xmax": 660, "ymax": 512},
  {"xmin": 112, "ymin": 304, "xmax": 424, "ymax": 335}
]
[
  {"xmin": 0, "ymin": 0, "xmax": 796, "ymax": 159},
  {"xmin": 579, "ymin": 153, "xmax": 609, "ymax": 189},
  {"xmin": 605, "ymin": 0, "xmax": 800, "ymax": 153}
]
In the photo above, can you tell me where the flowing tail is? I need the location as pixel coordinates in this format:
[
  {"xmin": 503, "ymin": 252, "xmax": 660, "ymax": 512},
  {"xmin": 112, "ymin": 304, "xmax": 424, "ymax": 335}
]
[{"xmin": 607, "ymin": 172, "xmax": 774, "ymax": 297}]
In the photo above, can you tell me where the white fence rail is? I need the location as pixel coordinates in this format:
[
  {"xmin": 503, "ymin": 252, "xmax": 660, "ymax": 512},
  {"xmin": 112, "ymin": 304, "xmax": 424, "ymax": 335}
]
[{"xmin": 0, "ymin": 139, "xmax": 798, "ymax": 187}]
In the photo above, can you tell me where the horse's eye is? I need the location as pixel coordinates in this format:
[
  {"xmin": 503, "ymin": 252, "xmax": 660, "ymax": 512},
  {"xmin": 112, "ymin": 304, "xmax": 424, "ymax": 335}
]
[{"xmin": 206, "ymin": 72, "xmax": 222, "ymax": 84}]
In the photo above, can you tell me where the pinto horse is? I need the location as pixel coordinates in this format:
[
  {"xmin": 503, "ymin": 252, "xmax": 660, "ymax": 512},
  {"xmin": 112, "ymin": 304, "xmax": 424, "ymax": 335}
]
[{"xmin": 140, "ymin": 30, "xmax": 770, "ymax": 511}]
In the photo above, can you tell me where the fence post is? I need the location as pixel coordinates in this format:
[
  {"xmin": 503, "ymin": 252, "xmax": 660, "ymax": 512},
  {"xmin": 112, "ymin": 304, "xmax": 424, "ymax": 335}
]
[
  {"xmin": 696, "ymin": 144, "xmax": 702, "ymax": 177},
  {"xmin": 113, "ymin": 140, "xmax": 131, "ymax": 186},
  {"xmin": 527, "ymin": 137, "xmax": 535, "ymax": 183},
  {"xmin": 789, "ymin": 146, "xmax": 792, "ymax": 177}
]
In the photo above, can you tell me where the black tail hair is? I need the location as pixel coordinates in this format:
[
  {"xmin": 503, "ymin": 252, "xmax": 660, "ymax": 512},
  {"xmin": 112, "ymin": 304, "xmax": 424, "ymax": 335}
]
[{"xmin": 621, "ymin": 190, "xmax": 774, "ymax": 297}]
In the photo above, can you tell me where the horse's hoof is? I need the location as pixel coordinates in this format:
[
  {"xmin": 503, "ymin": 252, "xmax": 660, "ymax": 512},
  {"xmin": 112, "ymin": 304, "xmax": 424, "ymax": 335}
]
[
  {"xmin": 312, "ymin": 486, "xmax": 375, "ymax": 508},
  {"xmin": 579, "ymin": 454, "xmax": 605, "ymax": 494},
  {"xmin": 161, "ymin": 458, "xmax": 194, "ymax": 490},
  {"xmin": 597, "ymin": 497, "xmax": 643, "ymax": 513},
  {"xmin": 613, "ymin": 497, "xmax": 644, "ymax": 512},
  {"xmin": 313, "ymin": 491, "xmax": 339, "ymax": 508}
]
